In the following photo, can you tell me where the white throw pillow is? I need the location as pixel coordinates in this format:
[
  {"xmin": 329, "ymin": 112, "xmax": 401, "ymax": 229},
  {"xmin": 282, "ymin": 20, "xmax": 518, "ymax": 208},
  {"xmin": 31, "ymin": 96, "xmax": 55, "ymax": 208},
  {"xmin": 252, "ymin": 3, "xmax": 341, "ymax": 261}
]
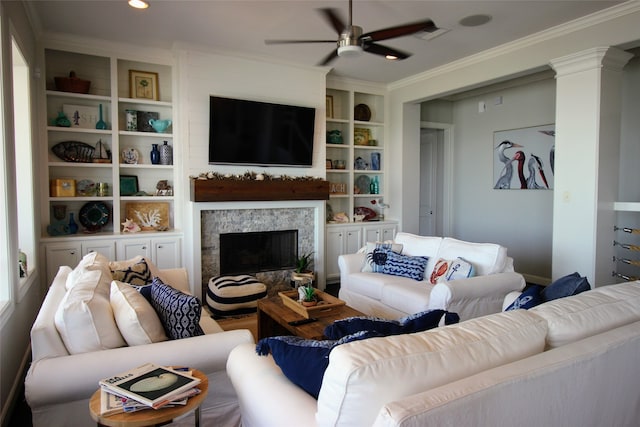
[
  {"xmin": 110, "ymin": 280, "xmax": 168, "ymax": 345},
  {"xmin": 65, "ymin": 251, "xmax": 111, "ymax": 291},
  {"xmin": 55, "ymin": 268, "xmax": 126, "ymax": 354}
]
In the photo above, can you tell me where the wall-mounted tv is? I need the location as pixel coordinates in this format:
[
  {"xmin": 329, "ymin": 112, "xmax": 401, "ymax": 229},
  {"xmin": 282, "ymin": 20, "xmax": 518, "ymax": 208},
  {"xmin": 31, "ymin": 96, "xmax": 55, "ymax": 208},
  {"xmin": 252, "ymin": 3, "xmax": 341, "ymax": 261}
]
[{"xmin": 209, "ymin": 96, "xmax": 316, "ymax": 167}]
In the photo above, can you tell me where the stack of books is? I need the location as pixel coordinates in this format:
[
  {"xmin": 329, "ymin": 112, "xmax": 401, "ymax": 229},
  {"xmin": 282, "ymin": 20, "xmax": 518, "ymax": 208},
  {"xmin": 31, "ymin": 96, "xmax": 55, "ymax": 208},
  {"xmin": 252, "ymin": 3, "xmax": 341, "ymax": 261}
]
[{"xmin": 98, "ymin": 363, "xmax": 202, "ymax": 416}]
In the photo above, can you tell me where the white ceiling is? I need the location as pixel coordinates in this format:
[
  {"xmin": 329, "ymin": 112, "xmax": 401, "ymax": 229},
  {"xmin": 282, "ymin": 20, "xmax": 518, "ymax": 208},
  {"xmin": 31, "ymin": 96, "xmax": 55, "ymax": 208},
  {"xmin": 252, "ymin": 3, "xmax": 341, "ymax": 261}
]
[{"xmin": 28, "ymin": 0, "xmax": 625, "ymax": 84}]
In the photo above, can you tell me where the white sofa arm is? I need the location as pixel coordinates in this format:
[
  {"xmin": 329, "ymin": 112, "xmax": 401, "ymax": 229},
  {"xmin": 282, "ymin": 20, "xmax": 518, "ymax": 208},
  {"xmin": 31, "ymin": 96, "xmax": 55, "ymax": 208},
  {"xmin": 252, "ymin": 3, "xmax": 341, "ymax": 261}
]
[
  {"xmin": 25, "ymin": 329, "xmax": 253, "ymax": 408},
  {"xmin": 227, "ymin": 343, "xmax": 318, "ymax": 427},
  {"xmin": 429, "ymin": 272, "xmax": 526, "ymax": 320},
  {"xmin": 339, "ymin": 253, "xmax": 365, "ymax": 279}
]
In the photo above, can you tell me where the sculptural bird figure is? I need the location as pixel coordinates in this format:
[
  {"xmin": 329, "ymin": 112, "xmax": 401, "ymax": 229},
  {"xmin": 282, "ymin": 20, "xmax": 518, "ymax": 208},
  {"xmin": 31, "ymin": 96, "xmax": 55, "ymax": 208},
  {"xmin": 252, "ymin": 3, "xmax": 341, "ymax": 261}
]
[
  {"xmin": 527, "ymin": 153, "xmax": 549, "ymax": 189},
  {"xmin": 494, "ymin": 140, "xmax": 522, "ymax": 189}
]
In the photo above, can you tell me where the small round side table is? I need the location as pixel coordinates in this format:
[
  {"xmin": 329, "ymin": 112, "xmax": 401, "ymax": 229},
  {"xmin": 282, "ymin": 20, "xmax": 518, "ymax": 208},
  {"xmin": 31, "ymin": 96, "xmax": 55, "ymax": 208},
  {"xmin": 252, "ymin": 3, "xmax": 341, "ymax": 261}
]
[{"xmin": 89, "ymin": 369, "xmax": 208, "ymax": 427}]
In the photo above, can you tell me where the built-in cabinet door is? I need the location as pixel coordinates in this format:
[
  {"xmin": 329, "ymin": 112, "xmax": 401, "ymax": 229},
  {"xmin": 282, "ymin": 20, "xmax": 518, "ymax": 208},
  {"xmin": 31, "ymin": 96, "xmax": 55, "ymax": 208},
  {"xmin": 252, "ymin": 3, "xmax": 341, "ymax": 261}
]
[
  {"xmin": 82, "ymin": 240, "xmax": 116, "ymax": 260},
  {"xmin": 117, "ymin": 239, "xmax": 152, "ymax": 261},
  {"xmin": 45, "ymin": 243, "xmax": 81, "ymax": 284},
  {"xmin": 326, "ymin": 226, "xmax": 363, "ymax": 282},
  {"xmin": 363, "ymin": 224, "xmax": 398, "ymax": 243},
  {"xmin": 153, "ymin": 238, "xmax": 181, "ymax": 269}
]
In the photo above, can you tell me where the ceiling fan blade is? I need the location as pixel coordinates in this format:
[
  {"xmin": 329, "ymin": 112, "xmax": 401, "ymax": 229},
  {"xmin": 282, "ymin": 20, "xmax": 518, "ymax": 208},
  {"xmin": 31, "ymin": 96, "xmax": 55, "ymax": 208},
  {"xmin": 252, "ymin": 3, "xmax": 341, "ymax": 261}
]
[
  {"xmin": 319, "ymin": 8, "xmax": 346, "ymax": 35},
  {"xmin": 318, "ymin": 49, "xmax": 339, "ymax": 66},
  {"xmin": 265, "ymin": 39, "xmax": 336, "ymax": 45},
  {"xmin": 360, "ymin": 19, "xmax": 437, "ymax": 43},
  {"xmin": 363, "ymin": 42, "xmax": 411, "ymax": 60}
]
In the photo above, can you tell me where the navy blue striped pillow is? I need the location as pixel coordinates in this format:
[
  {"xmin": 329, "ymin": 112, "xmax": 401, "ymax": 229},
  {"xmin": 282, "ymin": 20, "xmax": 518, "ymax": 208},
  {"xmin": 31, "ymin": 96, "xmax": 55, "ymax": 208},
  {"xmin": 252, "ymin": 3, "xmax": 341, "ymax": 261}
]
[{"xmin": 380, "ymin": 249, "xmax": 429, "ymax": 281}]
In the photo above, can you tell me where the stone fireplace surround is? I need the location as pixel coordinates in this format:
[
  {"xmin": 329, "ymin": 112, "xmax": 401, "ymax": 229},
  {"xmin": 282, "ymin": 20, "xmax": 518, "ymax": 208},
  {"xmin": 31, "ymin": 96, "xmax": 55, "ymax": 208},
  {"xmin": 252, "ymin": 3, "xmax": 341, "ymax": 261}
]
[{"xmin": 190, "ymin": 200, "xmax": 326, "ymax": 300}]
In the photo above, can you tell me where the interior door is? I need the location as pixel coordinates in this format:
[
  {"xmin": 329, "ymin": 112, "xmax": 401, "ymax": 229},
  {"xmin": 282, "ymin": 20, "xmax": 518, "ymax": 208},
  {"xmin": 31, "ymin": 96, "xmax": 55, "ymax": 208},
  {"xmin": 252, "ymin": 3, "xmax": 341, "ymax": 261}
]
[{"xmin": 419, "ymin": 128, "xmax": 444, "ymax": 236}]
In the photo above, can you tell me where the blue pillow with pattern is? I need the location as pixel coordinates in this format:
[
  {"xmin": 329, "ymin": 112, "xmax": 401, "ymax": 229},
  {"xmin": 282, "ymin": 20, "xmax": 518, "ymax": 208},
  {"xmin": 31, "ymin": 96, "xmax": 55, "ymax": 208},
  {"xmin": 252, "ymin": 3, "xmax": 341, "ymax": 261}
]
[
  {"xmin": 505, "ymin": 285, "xmax": 545, "ymax": 311},
  {"xmin": 256, "ymin": 330, "xmax": 382, "ymax": 398},
  {"xmin": 150, "ymin": 277, "xmax": 204, "ymax": 340},
  {"xmin": 541, "ymin": 272, "xmax": 591, "ymax": 302},
  {"xmin": 380, "ymin": 249, "xmax": 429, "ymax": 281},
  {"xmin": 324, "ymin": 309, "xmax": 459, "ymax": 340}
]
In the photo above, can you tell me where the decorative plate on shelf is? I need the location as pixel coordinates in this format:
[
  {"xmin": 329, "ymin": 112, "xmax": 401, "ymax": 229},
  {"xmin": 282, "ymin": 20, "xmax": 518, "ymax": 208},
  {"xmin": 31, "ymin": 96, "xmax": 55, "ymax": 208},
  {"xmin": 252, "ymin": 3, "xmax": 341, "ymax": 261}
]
[
  {"xmin": 355, "ymin": 175, "xmax": 371, "ymax": 194},
  {"xmin": 355, "ymin": 206, "xmax": 377, "ymax": 221},
  {"xmin": 121, "ymin": 148, "xmax": 139, "ymax": 164},
  {"xmin": 354, "ymin": 104, "xmax": 371, "ymax": 121},
  {"xmin": 76, "ymin": 179, "xmax": 96, "ymax": 196},
  {"xmin": 79, "ymin": 201, "xmax": 110, "ymax": 232}
]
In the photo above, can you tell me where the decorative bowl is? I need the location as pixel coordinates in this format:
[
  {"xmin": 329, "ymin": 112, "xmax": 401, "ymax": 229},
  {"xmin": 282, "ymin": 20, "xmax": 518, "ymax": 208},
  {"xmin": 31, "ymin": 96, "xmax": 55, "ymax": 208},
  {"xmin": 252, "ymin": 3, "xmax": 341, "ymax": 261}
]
[{"xmin": 54, "ymin": 71, "xmax": 90, "ymax": 94}]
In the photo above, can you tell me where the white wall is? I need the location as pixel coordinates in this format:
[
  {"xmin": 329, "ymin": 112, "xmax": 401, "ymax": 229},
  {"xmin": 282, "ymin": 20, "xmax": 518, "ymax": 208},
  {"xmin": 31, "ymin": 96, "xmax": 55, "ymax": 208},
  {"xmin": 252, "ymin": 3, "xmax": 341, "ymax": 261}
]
[
  {"xmin": 388, "ymin": 2, "xmax": 640, "ymax": 284},
  {"xmin": 423, "ymin": 78, "xmax": 556, "ymax": 280},
  {"xmin": 175, "ymin": 47, "xmax": 328, "ymax": 292}
]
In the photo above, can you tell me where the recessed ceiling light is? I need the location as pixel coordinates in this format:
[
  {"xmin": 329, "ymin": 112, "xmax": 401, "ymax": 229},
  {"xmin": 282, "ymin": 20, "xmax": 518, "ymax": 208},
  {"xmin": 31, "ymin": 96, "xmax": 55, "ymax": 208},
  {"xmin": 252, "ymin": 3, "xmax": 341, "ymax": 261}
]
[
  {"xmin": 459, "ymin": 14, "xmax": 492, "ymax": 27},
  {"xmin": 128, "ymin": 0, "xmax": 149, "ymax": 9}
]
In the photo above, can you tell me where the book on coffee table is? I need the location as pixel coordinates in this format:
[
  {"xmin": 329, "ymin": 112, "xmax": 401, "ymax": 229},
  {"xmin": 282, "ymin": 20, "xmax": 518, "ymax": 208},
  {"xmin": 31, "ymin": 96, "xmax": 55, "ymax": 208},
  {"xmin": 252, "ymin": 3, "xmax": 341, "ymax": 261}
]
[{"xmin": 99, "ymin": 363, "xmax": 200, "ymax": 410}]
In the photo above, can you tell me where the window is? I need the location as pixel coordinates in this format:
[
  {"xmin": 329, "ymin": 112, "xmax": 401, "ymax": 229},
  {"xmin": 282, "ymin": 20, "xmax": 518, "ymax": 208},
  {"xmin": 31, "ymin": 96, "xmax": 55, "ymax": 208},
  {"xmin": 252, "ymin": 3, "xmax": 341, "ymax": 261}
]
[{"xmin": 12, "ymin": 35, "xmax": 36, "ymax": 295}]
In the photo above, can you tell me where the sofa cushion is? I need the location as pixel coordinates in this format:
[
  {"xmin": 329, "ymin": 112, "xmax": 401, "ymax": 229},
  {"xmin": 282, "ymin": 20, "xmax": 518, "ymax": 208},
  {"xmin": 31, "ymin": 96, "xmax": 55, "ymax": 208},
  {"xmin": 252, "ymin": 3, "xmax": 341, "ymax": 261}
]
[
  {"xmin": 110, "ymin": 280, "xmax": 168, "ymax": 345},
  {"xmin": 380, "ymin": 250, "xmax": 429, "ymax": 281},
  {"xmin": 255, "ymin": 330, "xmax": 382, "ymax": 399},
  {"xmin": 505, "ymin": 285, "xmax": 545, "ymax": 311},
  {"xmin": 362, "ymin": 242, "xmax": 404, "ymax": 273},
  {"xmin": 436, "ymin": 237, "xmax": 507, "ymax": 275},
  {"xmin": 109, "ymin": 257, "xmax": 153, "ymax": 286},
  {"xmin": 540, "ymin": 272, "xmax": 591, "ymax": 302},
  {"xmin": 65, "ymin": 251, "xmax": 111, "ymax": 291},
  {"xmin": 324, "ymin": 309, "xmax": 459, "ymax": 340},
  {"xmin": 532, "ymin": 281, "xmax": 640, "ymax": 349},
  {"xmin": 343, "ymin": 272, "xmax": 393, "ymax": 301},
  {"xmin": 316, "ymin": 310, "xmax": 548, "ymax": 427},
  {"xmin": 150, "ymin": 277, "xmax": 205, "ymax": 340},
  {"xmin": 393, "ymin": 233, "xmax": 442, "ymax": 276},
  {"xmin": 380, "ymin": 280, "xmax": 434, "ymax": 314},
  {"xmin": 54, "ymin": 262, "xmax": 126, "ymax": 354}
]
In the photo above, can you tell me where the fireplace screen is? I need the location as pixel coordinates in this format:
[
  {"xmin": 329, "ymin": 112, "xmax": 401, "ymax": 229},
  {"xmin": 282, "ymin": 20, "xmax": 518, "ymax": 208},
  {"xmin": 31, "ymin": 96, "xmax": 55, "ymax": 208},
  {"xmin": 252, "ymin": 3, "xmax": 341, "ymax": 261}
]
[{"xmin": 219, "ymin": 230, "xmax": 298, "ymax": 275}]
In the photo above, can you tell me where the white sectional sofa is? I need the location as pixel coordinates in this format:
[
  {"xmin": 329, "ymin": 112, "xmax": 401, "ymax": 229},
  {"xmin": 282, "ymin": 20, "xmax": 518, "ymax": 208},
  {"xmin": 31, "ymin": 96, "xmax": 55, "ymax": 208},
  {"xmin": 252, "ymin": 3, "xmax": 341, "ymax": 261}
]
[
  {"xmin": 25, "ymin": 253, "xmax": 254, "ymax": 427},
  {"xmin": 226, "ymin": 281, "xmax": 640, "ymax": 427},
  {"xmin": 338, "ymin": 232, "xmax": 526, "ymax": 320}
]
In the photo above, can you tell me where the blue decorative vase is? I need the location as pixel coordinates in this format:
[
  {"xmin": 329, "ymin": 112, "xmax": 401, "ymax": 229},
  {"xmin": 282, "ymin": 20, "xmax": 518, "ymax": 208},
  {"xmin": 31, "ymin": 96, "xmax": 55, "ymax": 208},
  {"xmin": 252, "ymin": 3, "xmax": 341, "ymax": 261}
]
[
  {"xmin": 68, "ymin": 213, "xmax": 78, "ymax": 234},
  {"xmin": 150, "ymin": 144, "xmax": 160, "ymax": 164}
]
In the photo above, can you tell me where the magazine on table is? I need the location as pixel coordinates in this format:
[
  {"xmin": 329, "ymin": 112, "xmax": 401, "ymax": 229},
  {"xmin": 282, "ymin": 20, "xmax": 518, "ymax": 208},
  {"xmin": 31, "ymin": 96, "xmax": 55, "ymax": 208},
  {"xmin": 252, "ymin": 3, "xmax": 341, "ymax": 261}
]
[
  {"xmin": 100, "ymin": 387, "xmax": 202, "ymax": 415},
  {"xmin": 99, "ymin": 363, "xmax": 201, "ymax": 410}
]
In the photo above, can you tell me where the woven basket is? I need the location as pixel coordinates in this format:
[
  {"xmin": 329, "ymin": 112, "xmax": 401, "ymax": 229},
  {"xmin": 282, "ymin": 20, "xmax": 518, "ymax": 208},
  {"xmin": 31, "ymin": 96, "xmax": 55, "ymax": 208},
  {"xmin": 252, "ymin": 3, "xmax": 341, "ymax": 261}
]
[{"xmin": 54, "ymin": 71, "xmax": 90, "ymax": 94}]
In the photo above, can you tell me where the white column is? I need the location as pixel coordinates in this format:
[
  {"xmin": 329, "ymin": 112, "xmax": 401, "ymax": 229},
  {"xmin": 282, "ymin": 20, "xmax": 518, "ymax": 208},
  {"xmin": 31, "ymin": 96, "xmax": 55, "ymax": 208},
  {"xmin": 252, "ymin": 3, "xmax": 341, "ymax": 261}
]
[{"xmin": 550, "ymin": 47, "xmax": 632, "ymax": 286}]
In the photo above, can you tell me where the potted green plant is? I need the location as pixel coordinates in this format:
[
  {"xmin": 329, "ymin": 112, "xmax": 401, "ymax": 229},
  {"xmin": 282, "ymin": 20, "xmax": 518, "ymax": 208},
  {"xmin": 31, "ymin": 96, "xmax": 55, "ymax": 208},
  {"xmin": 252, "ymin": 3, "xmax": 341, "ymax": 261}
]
[
  {"xmin": 292, "ymin": 251, "xmax": 315, "ymax": 289},
  {"xmin": 299, "ymin": 283, "xmax": 317, "ymax": 307}
]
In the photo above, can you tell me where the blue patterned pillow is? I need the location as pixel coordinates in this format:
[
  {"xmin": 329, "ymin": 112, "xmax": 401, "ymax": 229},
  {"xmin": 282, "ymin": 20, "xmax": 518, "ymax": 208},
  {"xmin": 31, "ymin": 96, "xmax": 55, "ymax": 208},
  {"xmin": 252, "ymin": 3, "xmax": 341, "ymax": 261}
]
[
  {"xmin": 362, "ymin": 242, "xmax": 404, "ymax": 273},
  {"xmin": 256, "ymin": 330, "xmax": 381, "ymax": 398},
  {"xmin": 324, "ymin": 309, "xmax": 459, "ymax": 340},
  {"xmin": 150, "ymin": 277, "xmax": 204, "ymax": 340},
  {"xmin": 380, "ymin": 249, "xmax": 429, "ymax": 281},
  {"xmin": 505, "ymin": 285, "xmax": 545, "ymax": 311}
]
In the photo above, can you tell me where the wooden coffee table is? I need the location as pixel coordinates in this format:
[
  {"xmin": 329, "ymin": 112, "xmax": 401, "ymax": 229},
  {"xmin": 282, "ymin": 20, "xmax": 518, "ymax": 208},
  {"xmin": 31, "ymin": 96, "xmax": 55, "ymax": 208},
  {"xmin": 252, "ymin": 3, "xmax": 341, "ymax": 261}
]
[
  {"xmin": 257, "ymin": 294, "xmax": 365, "ymax": 340},
  {"xmin": 89, "ymin": 369, "xmax": 208, "ymax": 427}
]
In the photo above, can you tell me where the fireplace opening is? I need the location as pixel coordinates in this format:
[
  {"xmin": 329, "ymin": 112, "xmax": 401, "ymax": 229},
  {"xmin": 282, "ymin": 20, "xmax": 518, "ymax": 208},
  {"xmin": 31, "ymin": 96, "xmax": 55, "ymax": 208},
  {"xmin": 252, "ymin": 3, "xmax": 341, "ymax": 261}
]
[{"xmin": 220, "ymin": 230, "xmax": 298, "ymax": 275}]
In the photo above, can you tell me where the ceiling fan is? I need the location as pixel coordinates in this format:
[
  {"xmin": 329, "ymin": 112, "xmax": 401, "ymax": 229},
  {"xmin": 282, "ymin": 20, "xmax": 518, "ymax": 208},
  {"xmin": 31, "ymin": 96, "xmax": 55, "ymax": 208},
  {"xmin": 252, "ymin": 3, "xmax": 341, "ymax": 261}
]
[{"xmin": 265, "ymin": 0, "xmax": 438, "ymax": 66}]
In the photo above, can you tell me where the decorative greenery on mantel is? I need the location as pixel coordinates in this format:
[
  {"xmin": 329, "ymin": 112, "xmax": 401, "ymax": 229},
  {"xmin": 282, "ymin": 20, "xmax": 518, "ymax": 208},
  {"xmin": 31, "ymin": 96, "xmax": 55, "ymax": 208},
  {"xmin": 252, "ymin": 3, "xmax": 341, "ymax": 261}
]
[
  {"xmin": 191, "ymin": 171, "xmax": 325, "ymax": 182},
  {"xmin": 190, "ymin": 171, "xmax": 329, "ymax": 202}
]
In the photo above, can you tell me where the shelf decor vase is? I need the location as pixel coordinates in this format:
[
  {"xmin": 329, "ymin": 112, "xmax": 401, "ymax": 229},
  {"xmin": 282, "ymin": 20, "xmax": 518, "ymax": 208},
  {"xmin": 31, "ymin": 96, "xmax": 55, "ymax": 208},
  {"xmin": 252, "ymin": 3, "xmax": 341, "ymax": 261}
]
[
  {"xmin": 95, "ymin": 104, "xmax": 107, "ymax": 130},
  {"xmin": 159, "ymin": 141, "xmax": 173, "ymax": 165},
  {"xmin": 149, "ymin": 119, "xmax": 172, "ymax": 133},
  {"xmin": 68, "ymin": 213, "xmax": 78, "ymax": 234},
  {"xmin": 150, "ymin": 144, "xmax": 160, "ymax": 165}
]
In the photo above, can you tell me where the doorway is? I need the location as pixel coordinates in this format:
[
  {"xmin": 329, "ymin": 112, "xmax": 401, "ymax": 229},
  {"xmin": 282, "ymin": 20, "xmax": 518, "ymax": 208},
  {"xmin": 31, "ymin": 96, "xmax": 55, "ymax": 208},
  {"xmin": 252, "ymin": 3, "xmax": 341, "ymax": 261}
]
[{"xmin": 419, "ymin": 122, "xmax": 452, "ymax": 237}]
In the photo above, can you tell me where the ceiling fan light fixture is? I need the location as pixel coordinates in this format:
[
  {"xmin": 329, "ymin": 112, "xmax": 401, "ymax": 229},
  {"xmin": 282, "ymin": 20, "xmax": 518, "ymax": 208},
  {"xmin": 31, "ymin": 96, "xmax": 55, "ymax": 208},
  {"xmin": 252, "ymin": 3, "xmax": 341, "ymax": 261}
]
[
  {"xmin": 338, "ymin": 45, "xmax": 363, "ymax": 58},
  {"xmin": 128, "ymin": 0, "xmax": 149, "ymax": 9},
  {"xmin": 385, "ymin": 54, "xmax": 398, "ymax": 60}
]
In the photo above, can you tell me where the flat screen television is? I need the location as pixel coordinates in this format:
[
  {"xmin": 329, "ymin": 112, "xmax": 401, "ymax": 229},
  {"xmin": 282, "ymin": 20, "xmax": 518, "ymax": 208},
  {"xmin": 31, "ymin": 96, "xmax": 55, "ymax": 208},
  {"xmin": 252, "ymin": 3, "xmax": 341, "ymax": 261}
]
[{"xmin": 209, "ymin": 96, "xmax": 316, "ymax": 167}]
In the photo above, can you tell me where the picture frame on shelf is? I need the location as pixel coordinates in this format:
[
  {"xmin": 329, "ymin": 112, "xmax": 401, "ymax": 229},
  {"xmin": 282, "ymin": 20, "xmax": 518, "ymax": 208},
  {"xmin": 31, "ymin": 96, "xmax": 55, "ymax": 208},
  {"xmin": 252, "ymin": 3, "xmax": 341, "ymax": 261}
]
[
  {"xmin": 129, "ymin": 70, "xmax": 159, "ymax": 100},
  {"xmin": 125, "ymin": 202, "xmax": 170, "ymax": 231},
  {"xmin": 119, "ymin": 175, "xmax": 139, "ymax": 196},
  {"xmin": 326, "ymin": 95, "xmax": 334, "ymax": 118}
]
